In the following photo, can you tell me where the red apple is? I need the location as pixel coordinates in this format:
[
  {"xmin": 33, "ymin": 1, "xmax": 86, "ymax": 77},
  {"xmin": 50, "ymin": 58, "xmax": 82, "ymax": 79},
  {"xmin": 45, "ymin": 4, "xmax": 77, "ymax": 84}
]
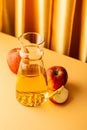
[
  {"xmin": 7, "ymin": 48, "xmax": 21, "ymax": 74},
  {"xmin": 46, "ymin": 66, "xmax": 68, "ymax": 91},
  {"xmin": 49, "ymin": 86, "xmax": 69, "ymax": 104}
]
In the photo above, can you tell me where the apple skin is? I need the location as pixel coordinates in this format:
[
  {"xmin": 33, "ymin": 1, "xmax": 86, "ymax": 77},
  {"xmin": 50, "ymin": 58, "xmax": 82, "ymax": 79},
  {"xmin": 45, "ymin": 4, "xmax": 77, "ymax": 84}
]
[
  {"xmin": 7, "ymin": 48, "xmax": 21, "ymax": 74},
  {"xmin": 46, "ymin": 66, "xmax": 68, "ymax": 91}
]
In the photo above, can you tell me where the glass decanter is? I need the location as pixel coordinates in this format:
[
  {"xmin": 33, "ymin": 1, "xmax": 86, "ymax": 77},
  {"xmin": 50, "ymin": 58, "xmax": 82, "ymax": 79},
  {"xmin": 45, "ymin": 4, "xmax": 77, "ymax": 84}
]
[{"xmin": 16, "ymin": 32, "xmax": 48, "ymax": 107}]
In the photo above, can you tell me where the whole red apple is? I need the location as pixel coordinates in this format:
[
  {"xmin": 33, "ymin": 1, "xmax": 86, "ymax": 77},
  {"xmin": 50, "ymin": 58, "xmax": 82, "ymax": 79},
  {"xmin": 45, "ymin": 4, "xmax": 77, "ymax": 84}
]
[
  {"xmin": 46, "ymin": 66, "xmax": 68, "ymax": 91},
  {"xmin": 7, "ymin": 48, "xmax": 21, "ymax": 74}
]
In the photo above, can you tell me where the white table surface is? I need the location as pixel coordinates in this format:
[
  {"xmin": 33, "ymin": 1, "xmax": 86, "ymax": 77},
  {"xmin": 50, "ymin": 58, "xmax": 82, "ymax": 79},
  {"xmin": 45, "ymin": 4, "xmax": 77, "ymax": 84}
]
[{"xmin": 0, "ymin": 32, "xmax": 87, "ymax": 130}]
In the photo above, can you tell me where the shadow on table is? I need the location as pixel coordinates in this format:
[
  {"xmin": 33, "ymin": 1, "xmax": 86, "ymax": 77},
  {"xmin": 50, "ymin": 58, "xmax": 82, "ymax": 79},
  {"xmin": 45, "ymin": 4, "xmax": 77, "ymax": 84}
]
[{"xmin": 60, "ymin": 82, "xmax": 81, "ymax": 106}]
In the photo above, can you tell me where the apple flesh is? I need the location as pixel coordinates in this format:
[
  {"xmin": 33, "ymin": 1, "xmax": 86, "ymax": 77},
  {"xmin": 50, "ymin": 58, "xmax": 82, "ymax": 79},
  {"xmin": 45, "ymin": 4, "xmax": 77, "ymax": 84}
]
[
  {"xmin": 7, "ymin": 48, "xmax": 21, "ymax": 74},
  {"xmin": 49, "ymin": 86, "xmax": 69, "ymax": 104},
  {"xmin": 47, "ymin": 66, "xmax": 68, "ymax": 91}
]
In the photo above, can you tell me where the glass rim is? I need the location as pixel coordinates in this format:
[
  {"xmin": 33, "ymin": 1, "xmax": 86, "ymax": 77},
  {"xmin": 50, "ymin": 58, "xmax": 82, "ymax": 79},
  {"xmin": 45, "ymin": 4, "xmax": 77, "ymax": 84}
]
[{"xmin": 18, "ymin": 32, "xmax": 44, "ymax": 46}]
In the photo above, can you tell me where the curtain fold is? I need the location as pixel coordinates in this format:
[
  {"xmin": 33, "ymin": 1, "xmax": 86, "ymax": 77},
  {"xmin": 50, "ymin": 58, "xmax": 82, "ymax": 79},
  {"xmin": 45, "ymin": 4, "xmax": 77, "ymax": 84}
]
[
  {"xmin": 0, "ymin": 0, "xmax": 87, "ymax": 62},
  {"xmin": 24, "ymin": 0, "xmax": 52, "ymax": 48},
  {"xmin": 15, "ymin": 0, "xmax": 25, "ymax": 37},
  {"xmin": 79, "ymin": 0, "xmax": 87, "ymax": 62},
  {"xmin": 0, "ymin": 0, "xmax": 15, "ymax": 35},
  {"xmin": 0, "ymin": 0, "xmax": 2, "ymax": 31},
  {"xmin": 51, "ymin": 0, "xmax": 76, "ymax": 55}
]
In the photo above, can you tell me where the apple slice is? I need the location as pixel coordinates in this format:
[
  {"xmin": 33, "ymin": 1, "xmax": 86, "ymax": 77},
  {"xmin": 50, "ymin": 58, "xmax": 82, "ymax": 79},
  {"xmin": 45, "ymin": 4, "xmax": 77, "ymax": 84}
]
[{"xmin": 49, "ymin": 86, "xmax": 69, "ymax": 104}]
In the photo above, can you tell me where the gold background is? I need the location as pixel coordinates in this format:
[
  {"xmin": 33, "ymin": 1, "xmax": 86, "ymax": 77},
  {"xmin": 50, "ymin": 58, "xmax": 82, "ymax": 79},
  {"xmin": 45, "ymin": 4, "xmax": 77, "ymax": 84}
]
[{"xmin": 0, "ymin": 0, "xmax": 87, "ymax": 62}]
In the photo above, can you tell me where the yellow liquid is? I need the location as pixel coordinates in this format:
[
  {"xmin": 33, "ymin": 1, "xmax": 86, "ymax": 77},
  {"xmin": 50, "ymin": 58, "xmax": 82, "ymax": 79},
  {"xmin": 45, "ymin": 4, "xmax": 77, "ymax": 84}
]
[{"xmin": 16, "ymin": 65, "xmax": 48, "ymax": 107}]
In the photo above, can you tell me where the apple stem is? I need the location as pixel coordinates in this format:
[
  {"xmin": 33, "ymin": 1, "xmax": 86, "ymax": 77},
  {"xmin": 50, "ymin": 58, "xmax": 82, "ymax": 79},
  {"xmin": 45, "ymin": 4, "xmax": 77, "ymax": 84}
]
[
  {"xmin": 53, "ymin": 70, "xmax": 58, "ymax": 75},
  {"xmin": 48, "ymin": 85, "xmax": 64, "ymax": 98}
]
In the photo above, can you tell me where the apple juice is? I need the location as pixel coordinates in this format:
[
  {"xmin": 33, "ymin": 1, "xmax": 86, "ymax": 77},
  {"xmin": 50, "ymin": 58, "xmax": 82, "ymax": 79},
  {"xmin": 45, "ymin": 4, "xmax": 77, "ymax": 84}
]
[{"xmin": 16, "ymin": 64, "xmax": 48, "ymax": 107}]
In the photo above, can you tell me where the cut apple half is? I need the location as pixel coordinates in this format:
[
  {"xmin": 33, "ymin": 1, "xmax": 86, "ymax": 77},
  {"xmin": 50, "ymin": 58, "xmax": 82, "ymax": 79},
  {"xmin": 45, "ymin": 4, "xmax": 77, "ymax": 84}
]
[{"xmin": 49, "ymin": 86, "xmax": 69, "ymax": 104}]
